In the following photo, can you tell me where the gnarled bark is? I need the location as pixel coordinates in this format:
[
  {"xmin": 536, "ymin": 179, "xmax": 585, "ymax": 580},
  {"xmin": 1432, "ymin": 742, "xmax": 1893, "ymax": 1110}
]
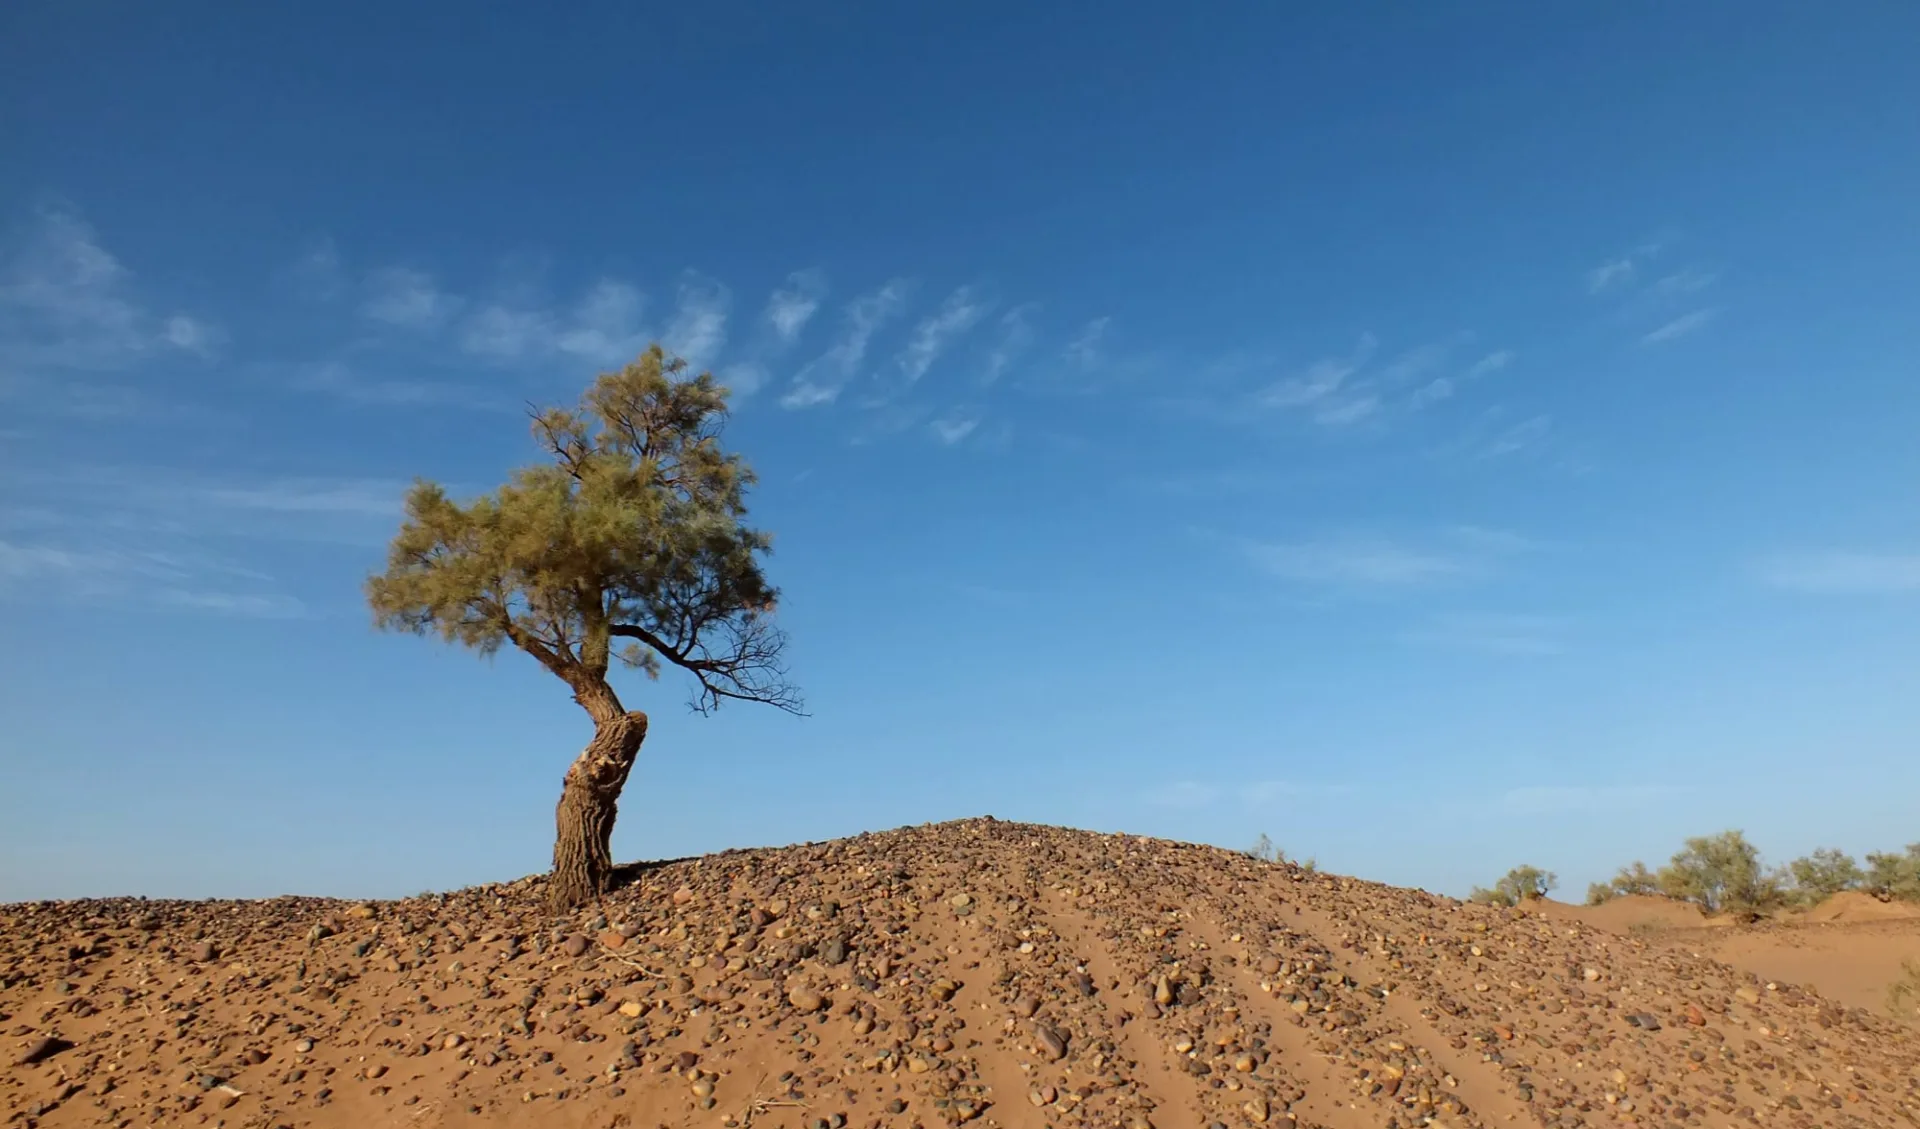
[{"xmin": 547, "ymin": 708, "xmax": 648, "ymax": 913}]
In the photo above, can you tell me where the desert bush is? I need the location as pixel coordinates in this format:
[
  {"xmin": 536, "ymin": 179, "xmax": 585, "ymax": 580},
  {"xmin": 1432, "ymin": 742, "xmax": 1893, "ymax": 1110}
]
[
  {"xmin": 1782, "ymin": 847, "xmax": 1863, "ymax": 906},
  {"xmin": 1585, "ymin": 882, "xmax": 1615, "ymax": 906},
  {"xmin": 1656, "ymin": 830, "xmax": 1783, "ymax": 916},
  {"xmin": 1889, "ymin": 958, "xmax": 1920, "ymax": 1020},
  {"xmin": 1602, "ymin": 860, "xmax": 1662, "ymax": 899},
  {"xmin": 1470, "ymin": 865, "xmax": 1557, "ymax": 907},
  {"xmin": 1245, "ymin": 833, "xmax": 1283, "ymax": 864},
  {"xmin": 1864, "ymin": 844, "xmax": 1920, "ymax": 902}
]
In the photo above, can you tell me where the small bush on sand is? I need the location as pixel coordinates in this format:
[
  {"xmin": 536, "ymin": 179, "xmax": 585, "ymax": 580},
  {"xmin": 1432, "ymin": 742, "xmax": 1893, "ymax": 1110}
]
[
  {"xmin": 1657, "ymin": 830, "xmax": 1783, "ymax": 917},
  {"xmin": 1782, "ymin": 847, "xmax": 1863, "ymax": 907},
  {"xmin": 1245, "ymin": 833, "xmax": 1283, "ymax": 864},
  {"xmin": 1888, "ymin": 958, "xmax": 1920, "ymax": 1020},
  {"xmin": 1470, "ymin": 865, "xmax": 1557, "ymax": 907},
  {"xmin": 1599, "ymin": 861, "xmax": 1662, "ymax": 901},
  {"xmin": 1585, "ymin": 882, "xmax": 1615, "ymax": 906},
  {"xmin": 1864, "ymin": 844, "xmax": 1920, "ymax": 902}
]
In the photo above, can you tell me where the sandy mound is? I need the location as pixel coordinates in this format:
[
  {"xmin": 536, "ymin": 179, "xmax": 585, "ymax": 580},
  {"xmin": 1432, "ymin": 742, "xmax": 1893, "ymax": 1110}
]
[
  {"xmin": 5, "ymin": 819, "xmax": 1918, "ymax": 1129},
  {"xmin": 1800, "ymin": 890, "xmax": 1920, "ymax": 925},
  {"xmin": 1533, "ymin": 893, "xmax": 1714, "ymax": 934}
]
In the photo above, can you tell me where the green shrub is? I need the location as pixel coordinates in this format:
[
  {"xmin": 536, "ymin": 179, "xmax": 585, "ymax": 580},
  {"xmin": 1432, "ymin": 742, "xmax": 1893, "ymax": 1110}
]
[
  {"xmin": 1469, "ymin": 865, "xmax": 1557, "ymax": 907},
  {"xmin": 1864, "ymin": 844, "xmax": 1920, "ymax": 902},
  {"xmin": 1888, "ymin": 958, "xmax": 1920, "ymax": 1020},
  {"xmin": 1656, "ymin": 830, "xmax": 1783, "ymax": 916},
  {"xmin": 1782, "ymin": 847, "xmax": 1863, "ymax": 906},
  {"xmin": 1603, "ymin": 860, "xmax": 1662, "ymax": 899},
  {"xmin": 1585, "ymin": 882, "xmax": 1615, "ymax": 906}
]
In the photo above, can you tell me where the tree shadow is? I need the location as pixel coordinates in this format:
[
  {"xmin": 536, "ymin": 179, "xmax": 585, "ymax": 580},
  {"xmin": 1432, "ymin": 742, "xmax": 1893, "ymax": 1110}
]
[{"xmin": 607, "ymin": 856, "xmax": 701, "ymax": 894}]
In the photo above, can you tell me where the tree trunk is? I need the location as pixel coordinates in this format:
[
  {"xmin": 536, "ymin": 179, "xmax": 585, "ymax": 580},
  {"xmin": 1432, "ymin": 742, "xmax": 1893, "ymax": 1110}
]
[{"xmin": 546, "ymin": 709, "xmax": 648, "ymax": 913}]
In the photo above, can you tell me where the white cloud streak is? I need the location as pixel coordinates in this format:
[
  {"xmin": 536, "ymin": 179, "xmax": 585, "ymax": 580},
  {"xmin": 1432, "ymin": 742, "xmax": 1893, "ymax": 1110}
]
[
  {"xmin": 0, "ymin": 207, "xmax": 219, "ymax": 371},
  {"xmin": 1755, "ymin": 551, "xmax": 1920, "ymax": 594},
  {"xmin": 897, "ymin": 287, "xmax": 986, "ymax": 384},
  {"xmin": 361, "ymin": 266, "xmax": 461, "ymax": 328},
  {"xmin": 780, "ymin": 279, "xmax": 910, "ymax": 409},
  {"xmin": 763, "ymin": 269, "xmax": 825, "ymax": 344},
  {"xmin": 1641, "ymin": 308, "xmax": 1716, "ymax": 344}
]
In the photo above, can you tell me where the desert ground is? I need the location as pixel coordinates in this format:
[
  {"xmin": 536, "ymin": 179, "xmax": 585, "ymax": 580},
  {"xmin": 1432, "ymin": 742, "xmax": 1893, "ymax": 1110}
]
[{"xmin": 5, "ymin": 819, "xmax": 1918, "ymax": 1129}]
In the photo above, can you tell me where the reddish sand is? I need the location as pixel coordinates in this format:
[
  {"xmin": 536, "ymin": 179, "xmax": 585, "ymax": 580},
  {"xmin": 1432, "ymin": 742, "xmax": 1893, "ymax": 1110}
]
[{"xmin": 6, "ymin": 820, "xmax": 1919, "ymax": 1129}]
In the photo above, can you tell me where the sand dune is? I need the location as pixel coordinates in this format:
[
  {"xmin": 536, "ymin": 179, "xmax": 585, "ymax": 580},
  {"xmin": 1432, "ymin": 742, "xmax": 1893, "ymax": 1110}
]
[{"xmin": 6, "ymin": 819, "xmax": 1919, "ymax": 1129}]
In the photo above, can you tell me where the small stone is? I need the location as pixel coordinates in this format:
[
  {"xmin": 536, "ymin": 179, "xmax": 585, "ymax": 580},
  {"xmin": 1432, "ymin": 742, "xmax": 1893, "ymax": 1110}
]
[
  {"xmin": 691, "ymin": 1078, "xmax": 714, "ymax": 1098},
  {"xmin": 1686, "ymin": 1004, "xmax": 1707, "ymax": 1026},
  {"xmin": 1013, "ymin": 995, "xmax": 1039, "ymax": 1018},
  {"xmin": 950, "ymin": 893, "xmax": 973, "ymax": 909},
  {"xmin": 1035, "ymin": 1024, "xmax": 1068, "ymax": 1061},
  {"xmin": 1233, "ymin": 1052, "xmax": 1256, "ymax": 1072},
  {"xmin": 1244, "ymin": 1096, "xmax": 1270, "ymax": 1123},
  {"xmin": 366, "ymin": 1064, "xmax": 387, "ymax": 1080},
  {"xmin": 1257, "ymin": 956, "xmax": 1281, "ymax": 975},
  {"xmin": 823, "ymin": 937, "xmax": 848, "ymax": 965},
  {"xmin": 1154, "ymin": 976, "xmax": 1174, "ymax": 1006},
  {"xmin": 562, "ymin": 933, "xmax": 590, "ymax": 958},
  {"xmin": 930, "ymin": 978, "xmax": 958, "ymax": 1002},
  {"xmin": 346, "ymin": 904, "xmax": 377, "ymax": 920},
  {"xmin": 788, "ymin": 987, "xmax": 827, "ymax": 1013},
  {"xmin": 190, "ymin": 941, "xmax": 218, "ymax": 963},
  {"xmin": 676, "ymin": 1051, "xmax": 701, "ymax": 1071},
  {"xmin": 1583, "ymin": 967, "xmax": 1601, "ymax": 982},
  {"xmin": 598, "ymin": 930, "xmax": 627, "ymax": 951},
  {"xmin": 1734, "ymin": 986, "xmax": 1761, "ymax": 1005},
  {"xmin": 618, "ymin": 1000, "xmax": 645, "ymax": 1018},
  {"xmin": 672, "ymin": 886, "xmax": 696, "ymax": 906},
  {"xmin": 442, "ymin": 1033, "xmax": 464, "ymax": 1050}
]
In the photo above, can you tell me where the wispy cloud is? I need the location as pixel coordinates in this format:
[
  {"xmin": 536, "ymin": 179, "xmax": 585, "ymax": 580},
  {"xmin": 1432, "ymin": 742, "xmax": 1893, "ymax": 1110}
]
[
  {"xmin": 0, "ymin": 206, "xmax": 219, "ymax": 372},
  {"xmin": 1478, "ymin": 413, "xmax": 1552, "ymax": 459},
  {"xmin": 897, "ymin": 287, "xmax": 986, "ymax": 385},
  {"xmin": 1400, "ymin": 612, "xmax": 1567, "ymax": 655},
  {"xmin": 1653, "ymin": 268, "xmax": 1718, "ymax": 296},
  {"xmin": 661, "ymin": 274, "xmax": 731, "ymax": 369},
  {"xmin": 780, "ymin": 279, "xmax": 910, "ymax": 409},
  {"xmin": 1641, "ymin": 308, "xmax": 1716, "ymax": 344},
  {"xmin": 1244, "ymin": 526, "xmax": 1533, "ymax": 588},
  {"xmin": 1258, "ymin": 333, "xmax": 1377, "ymax": 412},
  {"xmin": 361, "ymin": 266, "xmax": 462, "ymax": 329},
  {"xmin": 763, "ymin": 269, "xmax": 825, "ymax": 344},
  {"xmin": 1062, "ymin": 316, "xmax": 1109, "ymax": 370},
  {"xmin": 983, "ymin": 303, "xmax": 1037, "ymax": 384},
  {"xmin": 928, "ymin": 412, "xmax": 981, "ymax": 446},
  {"xmin": 0, "ymin": 538, "xmax": 307, "ymax": 618},
  {"xmin": 1587, "ymin": 240, "xmax": 1663, "ymax": 294},
  {"xmin": 1754, "ymin": 550, "xmax": 1920, "ymax": 594}
]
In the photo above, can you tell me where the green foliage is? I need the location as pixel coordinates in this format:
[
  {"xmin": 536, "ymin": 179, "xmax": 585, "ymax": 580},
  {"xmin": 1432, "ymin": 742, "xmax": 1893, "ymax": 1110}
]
[
  {"xmin": 367, "ymin": 347, "xmax": 799, "ymax": 717},
  {"xmin": 1782, "ymin": 847, "xmax": 1863, "ymax": 906},
  {"xmin": 1600, "ymin": 860, "xmax": 1662, "ymax": 900},
  {"xmin": 1584, "ymin": 882, "xmax": 1615, "ymax": 906},
  {"xmin": 1889, "ymin": 958, "xmax": 1920, "ymax": 1019},
  {"xmin": 1864, "ymin": 844, "xmax": 1920, "ymax": 902},
  {"xmin": 1469, "ymin": 865, "xmax": 1557, "ymax": 907},
  {"xmin": 1655, "ymin": 830, "xmax": 1782, "ymax": 916}
]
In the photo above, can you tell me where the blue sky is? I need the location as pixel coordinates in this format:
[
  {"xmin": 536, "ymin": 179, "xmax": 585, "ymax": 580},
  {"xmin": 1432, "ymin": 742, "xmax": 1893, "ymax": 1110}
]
[{"xmin": 4, "ymin": 3, "xmax": 1918, "ymax": 903}]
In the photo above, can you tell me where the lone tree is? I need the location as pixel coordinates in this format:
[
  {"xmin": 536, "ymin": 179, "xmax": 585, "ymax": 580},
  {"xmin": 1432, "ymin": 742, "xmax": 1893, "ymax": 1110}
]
[{"xmin": 367, "ymin": 346, "xmax": 801, "ymax": 912}]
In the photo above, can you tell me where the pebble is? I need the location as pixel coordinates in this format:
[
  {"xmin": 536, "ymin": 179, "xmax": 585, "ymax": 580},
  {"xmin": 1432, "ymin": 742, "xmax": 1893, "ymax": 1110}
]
[
  {"xmin": 787, "ymin": 986, "xmax": 827, "ymax": 1012},
  {"xmin": 561, "ymin": 933, "xmax": 590, "ymax": 958}
]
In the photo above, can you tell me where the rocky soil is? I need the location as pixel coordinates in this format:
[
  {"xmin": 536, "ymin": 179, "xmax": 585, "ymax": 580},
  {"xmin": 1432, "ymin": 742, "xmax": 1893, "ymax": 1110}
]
[{"xmin": 5, "ymin": 819, "xmax": 1918, "ymax": 1129}]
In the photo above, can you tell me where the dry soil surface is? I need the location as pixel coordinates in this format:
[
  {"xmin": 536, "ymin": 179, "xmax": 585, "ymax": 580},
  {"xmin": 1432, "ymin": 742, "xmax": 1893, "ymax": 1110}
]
[
  {"xmin": 1537, "ymin": 895, "xmax": 1920, "ymax": 1028},
  {"xmin": 6, "ymin": 819, "xmax": 1919, "ymax": 1129}
]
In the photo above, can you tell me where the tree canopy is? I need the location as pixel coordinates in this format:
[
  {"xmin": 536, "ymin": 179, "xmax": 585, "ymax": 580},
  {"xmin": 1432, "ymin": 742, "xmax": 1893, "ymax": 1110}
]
[{"xmin": 367, "ymin": 346, "xmax": 801, "ymax": 721}]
